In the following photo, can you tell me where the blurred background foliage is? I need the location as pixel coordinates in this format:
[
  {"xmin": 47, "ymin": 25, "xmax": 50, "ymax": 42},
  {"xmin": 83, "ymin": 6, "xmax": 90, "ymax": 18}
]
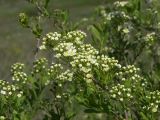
[{"xmin": 0, "ymin": 0, "xmax": 111, "ymax": 79}]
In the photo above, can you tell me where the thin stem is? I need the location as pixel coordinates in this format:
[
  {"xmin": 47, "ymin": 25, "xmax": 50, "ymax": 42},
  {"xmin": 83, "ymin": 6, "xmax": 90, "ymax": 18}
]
[
  {"xmin": 35, "ymin": 2, "xmax": 44, "ymax": 15},
  {"xmin": 34, "ymin": 38, "xmax": 40, "ymax": 60},
  {"xmin": 125, "ymin": 110, "xmax": 128, "ymax": 120}
]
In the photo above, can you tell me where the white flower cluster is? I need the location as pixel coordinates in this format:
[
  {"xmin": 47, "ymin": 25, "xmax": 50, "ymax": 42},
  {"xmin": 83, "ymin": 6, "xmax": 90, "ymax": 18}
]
[
  {"xmin": 71, "ymin": 44, "xmax": 98, "ymax": 66},
  {"xmin": 47, "ymin": 63, "xmax": 63, "ymax": 76},
  {"xmin": 63, "ymin": 30, "xmax": 87, "ymax": 44},
  {"xmin": 108, "ymin": 11, "xmax": 130, "ymax": 21},
  {"xmin": 11, "ymin": 63, "xmax": 24, "ymax": 74},
  {"xmin": 11, "ymin": 63, "xmax": 28, "ymax": 83},
  {"xmin": 141, "ymin": 78, "xmax": 148, "ymax": 87},
  {"xmin": 99, "ymin": 6, "xmax": 130, "ymax": 22},
  {"xmin": 40, "ymin": 30, "xmax": 86, "ymax": 50},
  {"xmin": 144, "ymin": 32, "xmax": 155, "ymax": 47},
  {"xmin": 143, "ymin": 90, "xmax": 160, "ymax": 113},
  {"xmin": 55, "ymin": 93, "xmax": 69, "ymax": 100},
  {"xmin": 100, "ymin": 7, "xmax": 106, "ymax": 16},
  {"xmin": 0, "ymin": 80, "xmax": 23, "ymax": 98},
  {"xmin": 116, "ymin": 65, "xmax": 140, "ymax": 76},
  {"xmin": 124, "ymin": 65, "xmax": 140, "ymax": 72},
  {"xmin": 70, "ymin": 44, "xmax": 98, "ymax": 83},
  {"xmin": 45, "ymin": 63, "xmax": 64, "ymax": 85},
  {"xmin": 12, "ymin": 72, "xmax": 27, "ymax": 83},
  {"xmin": 97, "ymin": 55, "xmax": 121, "ymax": 72},
  {"xmin": 57, "ymin": 69, "xmax": 73, "ymax": 82},
  {"xmin": 113, "ymin": 1, "xmax": 128, "ymax": 8},
  {"xmin": 42, "ymin": 30, "xmax": 144, "ymax": 86},
  {"xmin": 32, "ymin": 58, "xmax": 48, "ymax": 74},
  {"xmin": 99, "ymin": 7, "xmax": 110, "ymax": 24},
  {"xmin": 54, "ymin": 42, "xmax": 77, "ymax": 58},
  {"xmin": 110, "ymin": 84, "xmax": 133, "ymax": 102},
  {"xmin": 99, "ymin": 1, "xmax": 130, "ymax": 22},
  {"xmin": 40, "ymin": 32, "xmax": 61, "ymax": 50},
  {"xmin": 115, "ymin": 65, "xmax": 143, "ymax": 87},
  {"xmin": 44, "ymin": 31, "xmax": 100, "ymax": 83}
]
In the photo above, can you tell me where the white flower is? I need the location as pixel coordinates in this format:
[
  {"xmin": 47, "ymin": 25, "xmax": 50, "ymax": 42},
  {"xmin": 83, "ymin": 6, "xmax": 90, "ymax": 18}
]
[
  {"xmin": 39, "ymin": 45, "xmax": 46, "ymax": 50},
  {"xmin": 122, "ymin": 28, "xmax": 129, "ymax": 34},
  {"xmin": 152, "ymin": 106, "xmax": 158, "ymax": 113},
  {"xmin": 81, "ymin": 67, "xmax": 90, "ymax": 73},
  {"xmin": 55, "ymin": 53, "xmax": 61, "ymax": 58},
  {"xmin": 56, "ymin": 95, "xmax": 61, "ymax": 99},
  {"xmin": 17, "ymin": 93, "xmax": 22, "ymax": 98},
  {"xmin": 86, "ymin": 74, "xmax": 92, "ymax": 78},
  {"xmin": 112, "ymin": 94, "xmax": 116, "ymax": 98},
  {"xmin": 86, "ymin": 78, "xmax": 92, "ymax": 83},
  {"xmin": 118, "ymin": 91, "xmax": 121, "ymax": 95},
  {"xmin": 63, "ymin": 49, "xmax": 76, "ymax": 57},
  {"xmin": 8, "ymin": 92, "xmax": 12, "ymax": 95},
  {"xmin": 120, "ymin": 98, "xmax": 123, "ymax": 101},
  {"xmin": 127, "ymin": 93, "xmax": 130, "ymax": 97},
  {"xmin": 0, "ymin": 90, "xmax": 6, "ymax": 95}
]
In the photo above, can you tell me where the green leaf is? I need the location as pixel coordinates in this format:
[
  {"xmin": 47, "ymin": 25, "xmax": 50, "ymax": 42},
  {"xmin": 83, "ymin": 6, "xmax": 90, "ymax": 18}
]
[
  {"xmin": 140, "ymin": 112, "xmax": 149, "ymax": 120},
  {"xmin": 88, "ymin": 25, "xmax": 101, "ymax": 41},
  {"xmin": 32, "ymin": 24, "xmax": 42, "ymax": 38},
  {"xmin": 66, "ymin": 112, "xmax": 76, "ymax": 120},
  {"xmin": 44, "ymin": 0, "xmax": 50, "ymax": 8}
]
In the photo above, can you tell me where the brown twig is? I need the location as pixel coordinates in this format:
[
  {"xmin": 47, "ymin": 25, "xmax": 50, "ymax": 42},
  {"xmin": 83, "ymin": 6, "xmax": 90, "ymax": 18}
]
[{"xmin": 125, "ymin": 110, "xmax": 129, "ymax": 120}]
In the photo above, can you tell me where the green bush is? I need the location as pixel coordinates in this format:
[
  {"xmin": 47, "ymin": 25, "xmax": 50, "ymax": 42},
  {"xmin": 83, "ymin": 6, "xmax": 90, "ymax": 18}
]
[{"xmin": 1, "ymin": 0, "xmax": 160, "ymax": 119}]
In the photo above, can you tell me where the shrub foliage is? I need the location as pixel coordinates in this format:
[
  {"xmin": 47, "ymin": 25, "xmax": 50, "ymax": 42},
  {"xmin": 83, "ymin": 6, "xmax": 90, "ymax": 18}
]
[{"xmin": 1, "ymin": 0, "xmax": 160, "ymax": 119}]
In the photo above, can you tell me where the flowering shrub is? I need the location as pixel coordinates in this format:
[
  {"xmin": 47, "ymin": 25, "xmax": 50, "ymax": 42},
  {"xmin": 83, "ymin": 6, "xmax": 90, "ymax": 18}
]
[{"xmin": 1, "ymin": 0, "xmax": 160, "ymax": 119}]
